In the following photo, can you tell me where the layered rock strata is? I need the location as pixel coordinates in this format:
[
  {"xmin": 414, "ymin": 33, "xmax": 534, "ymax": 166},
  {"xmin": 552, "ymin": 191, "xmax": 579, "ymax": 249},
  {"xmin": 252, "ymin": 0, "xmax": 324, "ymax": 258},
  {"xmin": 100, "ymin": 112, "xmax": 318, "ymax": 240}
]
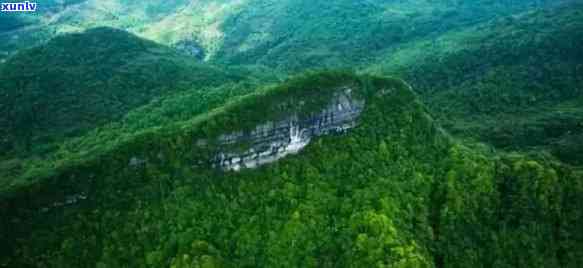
[{"xmin": 212, "ymin": 88, "xmax": 365, "ymax": 171}]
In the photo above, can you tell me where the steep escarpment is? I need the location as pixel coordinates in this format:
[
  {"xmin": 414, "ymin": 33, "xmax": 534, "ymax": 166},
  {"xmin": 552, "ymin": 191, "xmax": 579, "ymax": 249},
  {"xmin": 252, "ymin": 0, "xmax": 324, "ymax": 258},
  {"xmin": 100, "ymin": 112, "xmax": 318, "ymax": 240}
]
[
  {"xmin": 212, "ymin": 87, "xmax": 364, "ymax": 170},
  {"xmin": 1, "ymin": 71, "xmax": 582, "ymax": 267},
  {"xmin": 0, "ymin": 71, "xmax": 430, "ymax": 266}
]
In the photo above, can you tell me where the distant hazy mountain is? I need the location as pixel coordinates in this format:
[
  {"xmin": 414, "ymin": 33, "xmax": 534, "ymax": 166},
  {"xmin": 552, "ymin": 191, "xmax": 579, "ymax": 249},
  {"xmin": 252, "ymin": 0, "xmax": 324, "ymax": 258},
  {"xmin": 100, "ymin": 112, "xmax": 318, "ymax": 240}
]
[{"xmin": 0, "ymin": 0, "xmax": 562, "ymax": 65}]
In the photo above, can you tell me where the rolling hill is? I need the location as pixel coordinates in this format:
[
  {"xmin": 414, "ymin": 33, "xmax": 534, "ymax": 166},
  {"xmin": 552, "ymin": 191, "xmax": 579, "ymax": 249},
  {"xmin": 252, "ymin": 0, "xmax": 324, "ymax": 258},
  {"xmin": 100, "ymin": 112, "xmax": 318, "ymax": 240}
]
[
  {"xmin": 0, "ymin": 27, "xmax": 244, "ymax": 159},
  {"xmin": 0, "ymin": 0, "xmax": 562, "ymax": 64},
  {"xmin": 367, "ymin": 3, "xmax": 583, "ymax": 165}
]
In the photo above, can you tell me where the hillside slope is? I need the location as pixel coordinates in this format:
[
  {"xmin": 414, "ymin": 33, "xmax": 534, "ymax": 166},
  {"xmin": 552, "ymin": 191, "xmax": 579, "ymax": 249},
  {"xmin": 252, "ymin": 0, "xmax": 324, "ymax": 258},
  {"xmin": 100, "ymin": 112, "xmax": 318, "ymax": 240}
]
[
  {"xmin": 1, "ymin": 72, "xmax": 581, "ymax": 267},
  {"xmin": 367, "ymin": 3, "xmax": 583, "ymax": 165},
  {"xmin": 1, "ymin": 1, "xmax": 582, "ymax": 267},
  {"xmin": 0, "ymin": 27, "xmax": 243, "ymax": 159},
  {"xmin": 0, "ymin": 0, "xmax": 563, "ymax": 64},
  {"xmin": 212, "ymin": 0, "xmax": 563, "ymax": 72}
]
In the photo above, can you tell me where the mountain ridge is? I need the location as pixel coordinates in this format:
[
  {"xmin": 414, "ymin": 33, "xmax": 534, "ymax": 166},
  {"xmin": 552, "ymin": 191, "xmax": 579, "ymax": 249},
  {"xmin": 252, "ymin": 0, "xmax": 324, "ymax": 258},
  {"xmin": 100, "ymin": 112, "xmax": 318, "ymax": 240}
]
[
  {"xmin": 0, "ymin": 27, "xmax": 243, "ymax": 160},
  {"xmin": 2, "ymin": 71, "xmax": 582, "ymax": 267},
  {"xmin": 367, "ymin": 4, "xmax": 583, "ymax": 164}
]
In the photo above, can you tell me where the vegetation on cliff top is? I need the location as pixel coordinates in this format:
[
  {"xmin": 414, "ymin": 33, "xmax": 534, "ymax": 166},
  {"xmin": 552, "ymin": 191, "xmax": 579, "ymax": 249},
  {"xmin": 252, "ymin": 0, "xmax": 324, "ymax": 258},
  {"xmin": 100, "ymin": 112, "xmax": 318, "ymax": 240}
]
[
  {"xmin": 2, "ymin": 71, "xmax": 581, "ymax": 267},
  {"xmin": 1, "ymin": 1, "xmax": 582, "ymax": 267},
  {"xmin": 0, "ymin": 71, "xmax": 357, "ymax": 196}
]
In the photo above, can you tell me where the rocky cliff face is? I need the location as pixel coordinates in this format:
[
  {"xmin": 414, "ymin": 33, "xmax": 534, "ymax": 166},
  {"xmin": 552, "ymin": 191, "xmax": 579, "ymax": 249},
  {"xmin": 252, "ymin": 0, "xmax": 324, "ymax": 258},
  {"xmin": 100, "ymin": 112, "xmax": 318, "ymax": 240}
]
[{"xmin": 212, "ymin": 87, "xmax": 365, "ymax": 171}]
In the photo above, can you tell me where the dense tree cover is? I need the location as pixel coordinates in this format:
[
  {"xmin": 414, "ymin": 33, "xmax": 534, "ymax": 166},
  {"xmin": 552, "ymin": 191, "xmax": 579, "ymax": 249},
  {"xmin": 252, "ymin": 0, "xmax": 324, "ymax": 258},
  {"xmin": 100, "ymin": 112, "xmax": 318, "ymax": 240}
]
[
  {"xmin": 0, "ymin": 0, "xmax": 245, "ymax": 61},
  {"xmin": 0, "ymin": 15, "xmax": 31, "ymax": 32},
  {"xmin": 1, "ymin": 72, "xmax": 582, "ymax": 267},
  {"xmin": 367, "ymin": 4, "xmax": 583, "ymax": 164},
  {"xmin": 0, "ymin": 0, "xmax": 564, "ymax": 63},
  {"xmin": 0, "ymin": 27, "xmax": 247, "ymax": 159},
  {"xmin": 0, "ymin": 81, "xmax": 259, "ymax": 194},
  {"xmin": 0, "ymin": 0, "xmax": 87, "ymax": 33},
  {"xmin": 212, "ymin": 0, "xmax": 562, "ymax": 72},
  {"xmin": 12, "ymin": 0, "xmax": 572, "ymax": 164},
  {"xmin": 1, "ymin": 1, "xmax": 582, "ymax": 267},
  {"xmin": 2, "ymin": 1, "xmax": 578, "ymax": 163},
  {"xmin": 0, "ymin": 0, "xmax": 88, "ymax": 58}
]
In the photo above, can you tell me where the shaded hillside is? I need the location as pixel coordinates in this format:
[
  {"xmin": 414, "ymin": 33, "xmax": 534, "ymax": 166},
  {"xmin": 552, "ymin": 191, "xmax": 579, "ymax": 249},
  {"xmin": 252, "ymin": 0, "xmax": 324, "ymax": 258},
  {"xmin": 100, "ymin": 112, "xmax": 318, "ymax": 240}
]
[
  {"xmin": 0, "ymin": 27, "xmax": 242, "ymax": 159},
  {"xmin": 0, "ymin": 0, "xmax": 86, "ymax": 32},
  {"xmin": 0, "ymin": 15, "xmax": 32, "ymax": 32},
  {"xmin": 0, "ymin": 0, "xmax": 89, "ymax": 59},
  {"xmin": 367, "ymin": 4, "xmax": 583, "ymax": 164},
  {"xmin": 1, "ymin": 71, "xmax": 581, "ymax": 267}
]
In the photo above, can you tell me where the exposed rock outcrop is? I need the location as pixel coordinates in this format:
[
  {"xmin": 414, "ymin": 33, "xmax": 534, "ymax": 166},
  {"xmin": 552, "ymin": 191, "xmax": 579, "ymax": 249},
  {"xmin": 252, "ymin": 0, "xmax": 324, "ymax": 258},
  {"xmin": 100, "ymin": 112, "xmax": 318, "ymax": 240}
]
[
  {"xmin": 174, "ymin": 40, "xmax": 205, "ymax": 60},
  {"xmin": 211, "ymin": 88, "xmax": 364, "ymax": 171}
]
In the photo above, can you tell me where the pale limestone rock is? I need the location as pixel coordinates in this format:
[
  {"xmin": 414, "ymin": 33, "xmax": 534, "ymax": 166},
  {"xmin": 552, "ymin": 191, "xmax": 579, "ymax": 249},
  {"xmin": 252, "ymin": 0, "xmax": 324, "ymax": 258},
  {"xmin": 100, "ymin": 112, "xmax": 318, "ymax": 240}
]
[{"xmin": 212, "ymin": 87, "xmax": 364, "ymax": 171}]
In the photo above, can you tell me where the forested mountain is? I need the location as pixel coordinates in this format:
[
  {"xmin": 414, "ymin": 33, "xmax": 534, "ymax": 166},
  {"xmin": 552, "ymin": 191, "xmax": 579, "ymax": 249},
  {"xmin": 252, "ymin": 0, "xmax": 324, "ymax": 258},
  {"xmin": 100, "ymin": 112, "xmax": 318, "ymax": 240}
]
[
  {"xmin": 368, "ymin": 4, "xmax": 583, "ymax": 164},
  {"xmin": 0, "ymin": 27, "xmax": 245, "ymax": 160},
  {"xmin": 0, "ymin": 0, "xmax": 564, "ymax": 63},
  {"xmin": 2, "ymin": 71, "xmax": 582, "ymax": 267},
  {"xmin": 1, "ymin": 1, "xmax": 582, "ymax": 267}
]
